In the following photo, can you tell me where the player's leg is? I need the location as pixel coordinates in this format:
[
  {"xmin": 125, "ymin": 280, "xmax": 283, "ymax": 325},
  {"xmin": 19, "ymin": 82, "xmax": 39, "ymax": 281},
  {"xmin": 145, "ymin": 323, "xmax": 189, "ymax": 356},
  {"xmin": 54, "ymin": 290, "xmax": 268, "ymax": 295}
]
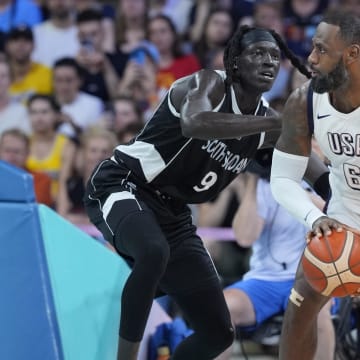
[
  {"xmin": 87, "ymin": 195, "xmax": 170, "ymax": 360},
  {"xmin": 279, "ymin": 263, "xmax": 330, "ymax": 360},
  {"xmin": 160, "ymin": 235, "xmax": 234, "ymax": 359},
  {"xmin": 314, "ymin": 299, "xmax": 335, "ymax": 360}
]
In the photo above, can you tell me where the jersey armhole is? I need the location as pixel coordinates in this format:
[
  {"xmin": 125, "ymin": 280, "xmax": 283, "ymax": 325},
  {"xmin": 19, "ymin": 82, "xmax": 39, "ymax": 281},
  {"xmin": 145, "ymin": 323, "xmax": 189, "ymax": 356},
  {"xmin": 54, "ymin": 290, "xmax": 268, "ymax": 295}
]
[{"xmin": 306, "ymin": 85, "xmax": 314, "ymax": 135}]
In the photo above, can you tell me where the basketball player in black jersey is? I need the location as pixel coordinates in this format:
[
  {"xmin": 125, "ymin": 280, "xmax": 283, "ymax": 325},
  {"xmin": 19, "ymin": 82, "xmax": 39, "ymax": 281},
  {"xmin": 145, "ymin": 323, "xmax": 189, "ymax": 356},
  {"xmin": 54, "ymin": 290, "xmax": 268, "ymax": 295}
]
[{"xmin": 84, "ymin": 25, "xmax": 329, "ymax": 360}]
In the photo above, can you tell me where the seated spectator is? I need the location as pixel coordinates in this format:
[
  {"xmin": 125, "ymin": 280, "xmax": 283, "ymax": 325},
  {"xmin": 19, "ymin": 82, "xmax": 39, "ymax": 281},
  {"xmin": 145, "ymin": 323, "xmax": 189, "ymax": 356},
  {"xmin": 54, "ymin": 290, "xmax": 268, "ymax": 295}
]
[
  {"xmin": 5, "ymin": 25, "xmax": 52, "ymax": 103},
  {"xmin": 0, "ymin": 0, "xmax": 42, "ymax": 51},
  {"xmin": 53, "ymin": 57, "xmax": 104, "ymax": 139},
  {"xmin": 252, "ymin": 0, "xmax": 292, "ymax": 103},
  {"xmin": 115, "ymin": 0, "xmax": 148, "ymax": 54},
  {"xmin": 147, "ymin": 14, "xmax": 201, "ymax": 91},
  {"xmin": 0, "ymin": 128, "xmax": 52, "ymax": 206},
  {"xmin": 75, "ymin": 0, "xmax": 116, "ymax": 53},
  {"xmin": 0, "ymin": 57, "xmax": 30, "ymax": 135},
  {"xmin": 148, "ymin": 0, "xmax": 193, "ymax": 37},
  {"xmin": 215, "ymin": 170, "xmax": 334, "ymax": 360},
  {"xmin": 111, "ymin": 95, "xmax": 144, "ymax": 143},
  {"xmin": 283, "ymin": 0, "xmax": 329, "ymax": 60},
  {"xmin": 32, "ymin": 0, "xmax": 80, "ymax": 67},
  {"xmin": 56, "ymin": 125, "xmax": 117, "ymax": 224},
  {"xmin": 192, "ymin": 8, "xmax": 234, "ymax": 69},
  {"xmin": 197, "ymin": 175, "xmax": 250, "ymax": 286},
  {"xmin": 26, "ymin": 94, "xmax": 76, "ymax": 202},
  {"xmin": 75, "ymin": 9, "xmax": 119, "ymax": 103},
  {"xmin": 117, "ymin": 41, "xmax": 162, "ymax": 121}
]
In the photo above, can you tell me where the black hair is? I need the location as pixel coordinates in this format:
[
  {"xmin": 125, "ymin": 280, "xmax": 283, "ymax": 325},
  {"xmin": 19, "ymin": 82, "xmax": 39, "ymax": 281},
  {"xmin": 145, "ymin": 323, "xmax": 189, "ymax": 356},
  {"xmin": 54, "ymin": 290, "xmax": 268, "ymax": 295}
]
[
  {"xmin": 76, "ymin": 9, "xmax": 103, "ymax": 24},
  {"xmin": 223, "ymin": 25, "xmax": 311, "ymax": 82},
  {"xmin": 147, "ymin": 14, "xmax": 183, "ymax": 58},
  {"xmin": 53, "ymin": 57, "xmax": 84, "ymax": 79},
  {"xmin": 322, "ymin": 9, "xmax": 360, "ymax": 45},
  {"xmin": 27, "ymin": 94, "xmax": 61, "ymax": 113}
]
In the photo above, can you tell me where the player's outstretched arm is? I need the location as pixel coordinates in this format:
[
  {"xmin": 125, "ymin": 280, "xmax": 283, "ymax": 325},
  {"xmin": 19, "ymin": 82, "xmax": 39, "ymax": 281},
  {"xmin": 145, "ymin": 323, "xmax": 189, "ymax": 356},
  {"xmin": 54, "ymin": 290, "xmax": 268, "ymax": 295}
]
[{"xmin": 172, "ymin": 69, "xmax": 281, "ymax": 140}]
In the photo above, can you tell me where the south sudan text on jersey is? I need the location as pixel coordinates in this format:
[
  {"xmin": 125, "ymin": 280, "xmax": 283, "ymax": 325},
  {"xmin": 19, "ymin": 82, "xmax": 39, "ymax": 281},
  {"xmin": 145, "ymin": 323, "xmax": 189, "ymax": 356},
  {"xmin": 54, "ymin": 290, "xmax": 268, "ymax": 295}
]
[{"xmin": 201, "ymin": 140, "xmax": 249, "ymax": 173}]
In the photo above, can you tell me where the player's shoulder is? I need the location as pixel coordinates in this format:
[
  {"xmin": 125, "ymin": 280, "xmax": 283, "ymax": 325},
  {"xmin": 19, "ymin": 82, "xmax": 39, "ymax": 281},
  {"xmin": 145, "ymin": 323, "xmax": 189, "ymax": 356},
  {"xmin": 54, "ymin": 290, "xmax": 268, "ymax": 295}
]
[
  {"xmin": 172, "ymin": 69, "xmax": 225, "ymax": 91},
  {"xmin": 170, "ymin": 69, "xmax": 226, "ymax": 108}
]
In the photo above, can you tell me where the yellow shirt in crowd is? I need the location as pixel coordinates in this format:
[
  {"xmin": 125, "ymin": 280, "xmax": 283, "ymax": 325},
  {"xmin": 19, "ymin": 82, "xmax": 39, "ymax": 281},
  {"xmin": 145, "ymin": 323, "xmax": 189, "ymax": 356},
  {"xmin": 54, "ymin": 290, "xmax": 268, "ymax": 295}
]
[
  {"xmin": 26, "ymin": 134, "xmax": 67, "ymax": 199},
  {"xmin": 10, "ymin": 62, "xmax": 52, "ymax": 102}
]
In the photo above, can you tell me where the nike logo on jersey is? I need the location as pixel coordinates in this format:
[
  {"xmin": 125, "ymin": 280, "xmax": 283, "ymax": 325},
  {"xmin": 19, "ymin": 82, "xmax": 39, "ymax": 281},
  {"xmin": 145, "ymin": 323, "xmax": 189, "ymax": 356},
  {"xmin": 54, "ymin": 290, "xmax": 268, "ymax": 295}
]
[{"xmin": 317, "ymin": 113, "xmax": 331, "ymax": 119}]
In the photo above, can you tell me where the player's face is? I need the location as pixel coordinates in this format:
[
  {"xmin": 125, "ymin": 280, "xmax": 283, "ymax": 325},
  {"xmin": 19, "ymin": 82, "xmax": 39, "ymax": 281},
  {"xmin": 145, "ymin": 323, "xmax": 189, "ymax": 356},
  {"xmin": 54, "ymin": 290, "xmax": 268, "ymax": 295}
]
[
  {"xmin": 308, "ymin": 22, "xmax": 349, "ymax": 93},
  {"xmin": 235, "ymin": 41, "xmax": 281, "ymax": 92}
]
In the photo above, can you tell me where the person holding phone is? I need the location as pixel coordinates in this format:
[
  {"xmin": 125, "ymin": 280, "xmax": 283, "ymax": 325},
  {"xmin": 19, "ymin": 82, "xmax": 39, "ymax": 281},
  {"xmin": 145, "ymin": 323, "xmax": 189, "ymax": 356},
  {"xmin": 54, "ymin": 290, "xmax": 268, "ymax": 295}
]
[
  {"xmin": 117, "ymin": 40, "xmax": 162, "ymax": 121},
  {"xmin": 76, "ymin": 9, "xmax": 119, "ymax": 102}
]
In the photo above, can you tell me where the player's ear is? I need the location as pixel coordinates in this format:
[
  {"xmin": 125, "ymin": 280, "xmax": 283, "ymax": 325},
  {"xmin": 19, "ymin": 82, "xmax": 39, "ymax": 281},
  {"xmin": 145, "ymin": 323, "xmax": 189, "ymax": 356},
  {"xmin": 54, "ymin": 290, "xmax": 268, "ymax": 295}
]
[{"xmin": 346, "ymin": 44, "xmax": 360, "ymax": 64}]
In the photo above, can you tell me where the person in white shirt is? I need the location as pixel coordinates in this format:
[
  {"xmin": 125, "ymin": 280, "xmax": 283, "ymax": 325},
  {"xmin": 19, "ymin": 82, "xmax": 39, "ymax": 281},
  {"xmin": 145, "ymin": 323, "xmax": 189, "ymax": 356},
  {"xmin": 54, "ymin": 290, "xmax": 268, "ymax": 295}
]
[
  {"xmin": 216, "ymin": 167, "xmax": 334, "ymax": 360},
  {"xmin": 0, "ymin": 58, "xmax": 30, "ymax": 135},
  {"xmin": 32, "ymin": 0, "xmax": 80, "ymax": 67},
  {"xmin": 53, "ymin": 57, "xmax": 104, "ymax": 139}
]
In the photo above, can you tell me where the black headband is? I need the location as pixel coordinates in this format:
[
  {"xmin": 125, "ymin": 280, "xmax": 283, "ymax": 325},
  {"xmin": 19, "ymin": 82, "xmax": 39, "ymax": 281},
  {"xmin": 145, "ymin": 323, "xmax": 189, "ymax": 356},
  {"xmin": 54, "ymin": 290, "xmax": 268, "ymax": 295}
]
[{"xmin": 239, "ymin": 29, "xmax": 277, "ymax": 53}]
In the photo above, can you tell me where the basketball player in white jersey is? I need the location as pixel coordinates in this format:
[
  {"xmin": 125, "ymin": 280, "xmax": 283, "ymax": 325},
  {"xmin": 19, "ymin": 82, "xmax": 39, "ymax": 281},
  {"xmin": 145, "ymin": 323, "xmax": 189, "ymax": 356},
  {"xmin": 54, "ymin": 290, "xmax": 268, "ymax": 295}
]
[{"xmin": 270, "ymin": 10, "xmax": 360, "ymax": 360}]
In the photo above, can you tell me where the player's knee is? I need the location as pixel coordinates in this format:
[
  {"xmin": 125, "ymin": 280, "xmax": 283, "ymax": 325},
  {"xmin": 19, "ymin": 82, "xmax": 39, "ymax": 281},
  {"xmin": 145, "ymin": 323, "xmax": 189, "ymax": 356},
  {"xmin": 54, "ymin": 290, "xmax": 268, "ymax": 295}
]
[{"xmin": 137, "ymin": 240, "xmax": 170, "ymax": 274}]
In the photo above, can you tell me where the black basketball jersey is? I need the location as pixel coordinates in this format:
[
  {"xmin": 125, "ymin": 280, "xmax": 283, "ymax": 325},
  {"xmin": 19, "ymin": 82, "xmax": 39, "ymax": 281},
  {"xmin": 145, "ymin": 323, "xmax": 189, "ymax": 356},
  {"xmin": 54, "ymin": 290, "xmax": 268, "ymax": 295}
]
[{"xmin": 113, "ymin": 71, "xmax": 269, "ymax": 203}]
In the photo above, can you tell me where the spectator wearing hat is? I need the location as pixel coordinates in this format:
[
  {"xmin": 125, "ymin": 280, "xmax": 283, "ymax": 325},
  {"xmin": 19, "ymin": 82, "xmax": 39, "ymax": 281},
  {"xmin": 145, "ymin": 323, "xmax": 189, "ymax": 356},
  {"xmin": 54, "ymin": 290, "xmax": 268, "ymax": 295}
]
[
  {"xmin": 32, "ymin": 0, "xmax": 80, "ymax": 67},
  {"xmin": 0, "ymin": 57, "xmax": 30, "ymax": 135},
  {"xmin": 5, "ymin": 25, "xmax": 52, "ymax": 103}
]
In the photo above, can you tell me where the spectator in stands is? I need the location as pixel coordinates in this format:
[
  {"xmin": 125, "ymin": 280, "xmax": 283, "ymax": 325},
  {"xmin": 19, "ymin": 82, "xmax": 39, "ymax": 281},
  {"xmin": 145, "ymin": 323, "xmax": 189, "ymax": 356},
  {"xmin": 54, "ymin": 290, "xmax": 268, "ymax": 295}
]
[
  {"xmin": 192, "ymin": 8, "xmax": 234, "ymax": 68},
  {"xmin": 148, "ymin": 0, "xmax": 193, "ymax": 36},
  {"xmin": 53, "ymin": 57, "xmax": 104, "ymax": 139},
  {"xmin": 32, "ymin": 0, "xmax": 80, "ymax": 67},
  {"xmin": 253, "ymin": 0, "xmax": 292, "ymax": 103},
  {"xmin": 0, "ymin": 57, "xmax": 30, "ymax": 135},
  {"xmin": 111, "ymin": 95, "xmax": 144, "ymax": 143},
  {"xmin": 0, "ymin": 128, "xmax": 52, "ymax": 206},
  {"xmin": 75, "ymin": 9, "xmax": 119, "ymax": 103},
  {"xmin": 216, "ymin": 169, "xmax": 334, "ymax": 360},
  {"xmin": 75, "ymin": 0, "xmax": 116, "ymax": 52},
  {"xmin": 117, "ymin": 41, "xmax": 161, "ymax": 121},
  {"xmin": 5, "ymin": 25, "xmax": 52, "ymax": 103},
  {"xmin": 147, "ymin": 14, "xmax": 200, "ymax": 91},
  {"xmin": 197, "ymin": 175, "xmax": 250, "ymax": 287},
  {"xmin": 26, "ymin": 94, "xmax": 76, "ymax": 202},
  {"xmin": 115, "ymin": 0, "xmax": 148, "ymax": 54},
  {"xmin": 283, "ymin": 0, "xmax": 330, "ymax": 60},
  {"xmin": 57, "ymin": 125, "xmax": 116, "ymax": 224}
]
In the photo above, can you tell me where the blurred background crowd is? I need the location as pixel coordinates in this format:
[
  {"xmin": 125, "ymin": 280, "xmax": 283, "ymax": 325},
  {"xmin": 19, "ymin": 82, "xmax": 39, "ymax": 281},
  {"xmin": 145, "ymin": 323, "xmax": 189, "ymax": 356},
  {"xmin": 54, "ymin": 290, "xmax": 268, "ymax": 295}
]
[{"xmin": 0, "ymin": 0, "xmax": 358, "ymax": 287}]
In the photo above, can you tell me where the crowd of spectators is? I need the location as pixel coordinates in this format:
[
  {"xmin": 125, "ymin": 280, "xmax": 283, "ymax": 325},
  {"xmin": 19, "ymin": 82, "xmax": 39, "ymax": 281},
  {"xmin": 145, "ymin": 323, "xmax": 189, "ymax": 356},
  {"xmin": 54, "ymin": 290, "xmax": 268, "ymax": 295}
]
[{"xmin": 0, "ymin": 0, "xmax": 358, "ymax": 296}]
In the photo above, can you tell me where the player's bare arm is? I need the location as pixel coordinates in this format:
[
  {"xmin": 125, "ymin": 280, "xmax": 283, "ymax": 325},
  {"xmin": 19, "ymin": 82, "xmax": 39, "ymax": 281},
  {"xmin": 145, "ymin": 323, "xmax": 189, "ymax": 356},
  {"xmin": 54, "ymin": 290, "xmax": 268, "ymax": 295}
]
[
  {"xmin": 272, "ymin": 82, "xmax": 344, "ymax": 237},
  {"xmin": 172, "ymin": 69, "xmax": 281, "ymax": 140}
]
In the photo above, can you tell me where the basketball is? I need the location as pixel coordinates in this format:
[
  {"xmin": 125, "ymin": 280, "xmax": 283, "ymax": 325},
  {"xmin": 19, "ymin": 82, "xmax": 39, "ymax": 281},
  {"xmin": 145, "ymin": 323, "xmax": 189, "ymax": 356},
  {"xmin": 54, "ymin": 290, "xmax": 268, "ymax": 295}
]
[{"xmin": 302, "ymin": 230, "xmax": 360, "ymax": 297}]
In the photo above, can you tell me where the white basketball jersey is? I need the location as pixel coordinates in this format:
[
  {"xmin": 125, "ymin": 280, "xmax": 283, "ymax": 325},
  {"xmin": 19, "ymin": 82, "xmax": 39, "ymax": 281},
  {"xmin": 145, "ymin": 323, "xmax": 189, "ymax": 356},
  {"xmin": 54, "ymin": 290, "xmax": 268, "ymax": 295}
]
[{"xmin": 310, "ymin": 88, "xmax": 360, "ymax": 228}]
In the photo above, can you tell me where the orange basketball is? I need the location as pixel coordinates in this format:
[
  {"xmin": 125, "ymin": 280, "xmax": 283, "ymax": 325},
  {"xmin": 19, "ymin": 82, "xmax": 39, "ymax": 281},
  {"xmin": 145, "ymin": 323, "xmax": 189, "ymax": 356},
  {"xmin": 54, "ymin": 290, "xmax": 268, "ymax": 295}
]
[{"xmin": 302, "ymin": 230, "xmax": 360, "ymax": 297}]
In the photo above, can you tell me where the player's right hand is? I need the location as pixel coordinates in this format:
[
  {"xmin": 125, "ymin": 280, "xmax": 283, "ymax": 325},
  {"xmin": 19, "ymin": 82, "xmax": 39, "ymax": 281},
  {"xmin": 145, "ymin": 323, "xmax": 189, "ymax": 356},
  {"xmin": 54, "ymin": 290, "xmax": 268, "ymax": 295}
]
[{"xmin": 310, "ymin": 216, "xmax": 344, "ymax": 239}]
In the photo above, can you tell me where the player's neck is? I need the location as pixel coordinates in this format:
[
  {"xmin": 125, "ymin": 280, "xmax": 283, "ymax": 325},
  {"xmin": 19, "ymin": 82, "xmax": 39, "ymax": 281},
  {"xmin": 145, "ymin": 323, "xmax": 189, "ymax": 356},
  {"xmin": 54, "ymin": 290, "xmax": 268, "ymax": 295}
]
[
  {"xmin": 231, "ymin": 83, "xmax": 262, "ymax": 114},
  {"xmin": 330, "ymin": 88, "xmax": 360, "ymax": 113}
]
